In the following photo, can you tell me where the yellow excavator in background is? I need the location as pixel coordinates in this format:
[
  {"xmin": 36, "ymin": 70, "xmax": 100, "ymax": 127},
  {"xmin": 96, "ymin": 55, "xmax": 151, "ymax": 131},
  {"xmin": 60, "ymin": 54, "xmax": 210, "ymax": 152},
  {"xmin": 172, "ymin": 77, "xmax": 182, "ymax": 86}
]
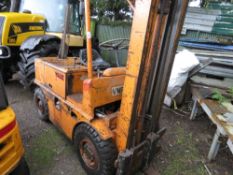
[
  {"xmin": 34, "ymin": 0, "xmax": 188, "ymax": 174},
  {"xmin": 0, "ymin": 73, "xmax": 30, "ymax": 175},
  {"xmin": 0, "ymin": 0, "xmax": 95, "ymax": 87}
]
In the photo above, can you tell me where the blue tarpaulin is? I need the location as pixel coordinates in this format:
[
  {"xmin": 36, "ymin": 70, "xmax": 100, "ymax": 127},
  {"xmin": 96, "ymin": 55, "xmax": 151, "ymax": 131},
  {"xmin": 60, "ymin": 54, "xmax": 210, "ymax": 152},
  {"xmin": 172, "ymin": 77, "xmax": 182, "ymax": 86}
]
[{"xmin": 179, "ymin": 41, "xmax": 233, "ymax": 52}]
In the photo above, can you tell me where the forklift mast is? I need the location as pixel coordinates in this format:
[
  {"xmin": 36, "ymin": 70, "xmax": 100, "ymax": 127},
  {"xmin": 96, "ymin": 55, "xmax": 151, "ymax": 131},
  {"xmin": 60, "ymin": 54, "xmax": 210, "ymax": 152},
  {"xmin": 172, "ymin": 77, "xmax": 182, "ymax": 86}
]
[
  {"xmin": 114, "ymin": 0, "xmax": 188, "ymax": 173},
  {"xmin": 115, "ymin": 0, "xmax": 189, "ymax": 149}
]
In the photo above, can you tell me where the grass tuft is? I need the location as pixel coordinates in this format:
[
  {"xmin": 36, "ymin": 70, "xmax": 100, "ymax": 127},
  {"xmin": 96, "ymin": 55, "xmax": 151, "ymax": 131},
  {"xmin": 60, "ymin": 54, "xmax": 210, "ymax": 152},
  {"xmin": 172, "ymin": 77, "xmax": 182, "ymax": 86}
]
[{"xmin": 161, "ymin": 128, "xmax": 207, "ymax": 175}]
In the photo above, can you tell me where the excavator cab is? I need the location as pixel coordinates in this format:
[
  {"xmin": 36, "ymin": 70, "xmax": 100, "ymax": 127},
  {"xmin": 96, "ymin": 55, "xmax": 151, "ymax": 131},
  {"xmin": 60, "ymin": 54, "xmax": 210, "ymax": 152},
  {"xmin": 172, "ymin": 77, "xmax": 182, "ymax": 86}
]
[
  {"xmin": 0, "ymin": 0, "xmax": 86, "ymax": 86},
  {"xmin": 16, "ymin": 0, "xmax": 82, "ymax": 35},
  {"xmin": 9, "ymin": 0, "xmax": 84, "ymax": 45},
  {"xmin": 0, "ymin": 73, "xmax": 30, "ymax": 175},
  {"xmin": 34, "ymin": 0, "xmax": 189, "ymax": 174}
]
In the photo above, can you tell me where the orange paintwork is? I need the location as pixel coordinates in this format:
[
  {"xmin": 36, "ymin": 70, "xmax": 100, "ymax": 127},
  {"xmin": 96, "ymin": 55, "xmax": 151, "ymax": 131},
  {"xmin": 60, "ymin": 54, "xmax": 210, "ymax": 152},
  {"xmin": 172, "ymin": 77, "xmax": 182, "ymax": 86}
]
[
  {"xmin": 34, "ymin": 0, "xmax": 159, "ymax": 153},
  {"xmin": 103, "ymin": 67, "xmax": 126, "ymax": 77},
  {"xmin": 34, "ymin": 0, "xmax": 186, "ymax": 156},
  {"xmin": 35, "ymin": 58, "xmax": 87, "ymax": 98},
  {"xmin": 115, "ymin": 0, "xmax": 188, "ymax": 151},
  {"xmin": 84, "ymin": 0, "xmax": 93, "ymax": 79},
  {"xmin": 115, "ymin": 0, "xmax": 157, "ymax": 151},
  {"xmin": 35, "ymin": 57, "xmax": 125, "ymax": 141}
]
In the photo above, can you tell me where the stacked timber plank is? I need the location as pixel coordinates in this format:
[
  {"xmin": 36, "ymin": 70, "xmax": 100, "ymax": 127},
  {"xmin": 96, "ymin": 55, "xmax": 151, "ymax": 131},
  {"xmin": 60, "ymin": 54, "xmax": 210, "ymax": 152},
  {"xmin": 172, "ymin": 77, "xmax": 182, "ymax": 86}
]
[
  {"xmin": 179, "ymin": 2, "xmax": 233, "ymax": 84},
  {"xmin": 181, "ymin": 7, "xmax": 233, "ymax": 45},
  {"xmin": 178, "ymin": 47, "xmax": 233, "ymax": 79}
]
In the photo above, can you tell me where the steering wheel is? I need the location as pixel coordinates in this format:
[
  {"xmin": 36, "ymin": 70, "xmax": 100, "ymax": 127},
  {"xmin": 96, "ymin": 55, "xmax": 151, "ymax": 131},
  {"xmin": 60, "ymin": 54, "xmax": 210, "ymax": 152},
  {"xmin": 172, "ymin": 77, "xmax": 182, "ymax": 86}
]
[{"xmin": 99, "ymin": 38, "xmax": 129, "ymax": 67}]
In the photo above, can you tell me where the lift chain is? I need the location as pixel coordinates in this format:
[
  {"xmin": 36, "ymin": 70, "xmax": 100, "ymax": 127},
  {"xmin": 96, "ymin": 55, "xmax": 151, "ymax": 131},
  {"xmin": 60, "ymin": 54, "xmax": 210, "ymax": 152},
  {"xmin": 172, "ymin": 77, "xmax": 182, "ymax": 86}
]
[{"xmin": 157, "ymin": 0, "xmax": 171, "ymax": 14}]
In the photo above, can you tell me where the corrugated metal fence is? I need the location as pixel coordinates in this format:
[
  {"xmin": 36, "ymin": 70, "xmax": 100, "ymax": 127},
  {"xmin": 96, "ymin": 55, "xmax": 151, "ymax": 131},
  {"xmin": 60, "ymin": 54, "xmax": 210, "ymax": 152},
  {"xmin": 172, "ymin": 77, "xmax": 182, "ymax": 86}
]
[
  {"xmin": 181, "ymin": 7, "xmax": 233, "ymax": 44},
  {"xmin": 96, "ymin": 23, "xmax": 131, "ymax": 66}
]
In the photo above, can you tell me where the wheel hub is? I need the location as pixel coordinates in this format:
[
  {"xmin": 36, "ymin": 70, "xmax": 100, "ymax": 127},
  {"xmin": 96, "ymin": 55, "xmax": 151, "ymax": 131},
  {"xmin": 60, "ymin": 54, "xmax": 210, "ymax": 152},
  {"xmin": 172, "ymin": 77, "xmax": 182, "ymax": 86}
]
[
  {"xmin": 36, "ymin": 97, "xmax": 44, "ymax": 113},
  {"xmin": 80, "ymin": 138, "xmax": 99, "ymax": 170}
]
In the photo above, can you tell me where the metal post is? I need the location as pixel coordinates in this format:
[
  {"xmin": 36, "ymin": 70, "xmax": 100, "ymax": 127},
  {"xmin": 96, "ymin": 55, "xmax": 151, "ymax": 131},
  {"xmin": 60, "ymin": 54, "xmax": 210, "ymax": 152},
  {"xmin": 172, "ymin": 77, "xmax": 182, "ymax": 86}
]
[
  {"xmin": 84, "ymin": 0, "xmax": 93, "ymax": 79},
  {"xmin": 10, "ymin": 0, "xmax": 17, "ymax": 12},
  {"xmin": 59, "ymin": 3, "xmax": 71, "ymax": 59},
  {"xmin": 208, "ymin": 128, "xmax": 221, "ymax": 161},
  {"xmin": 227, "ymin": 139, "xmax": 233, "ymax": 154},
  {"xmin": 190, "ymin": 99, "xmax": 198, "ymax": 120}
]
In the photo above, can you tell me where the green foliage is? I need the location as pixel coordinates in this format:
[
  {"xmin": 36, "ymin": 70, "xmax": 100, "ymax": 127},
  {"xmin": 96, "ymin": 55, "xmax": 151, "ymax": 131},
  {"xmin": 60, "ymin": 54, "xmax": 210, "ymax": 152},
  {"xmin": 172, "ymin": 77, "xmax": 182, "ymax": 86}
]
[
  {"xmin": 25, "ymin": 127, "xmax": 74, "ymax": 174},
  {"xmin": 228, "ymin": 87, "xmax": 233, "ymax": 96},
  {"xmin": 211, "ymin": 89, "xmax": 228, "ymax": 104},
  {"xmin": 91, "ymin": 0, "xmax": 131, "ymax": 21},
  {"xmin": 162, "ymin": 128, "xmax": 207, "ymax": 175}
]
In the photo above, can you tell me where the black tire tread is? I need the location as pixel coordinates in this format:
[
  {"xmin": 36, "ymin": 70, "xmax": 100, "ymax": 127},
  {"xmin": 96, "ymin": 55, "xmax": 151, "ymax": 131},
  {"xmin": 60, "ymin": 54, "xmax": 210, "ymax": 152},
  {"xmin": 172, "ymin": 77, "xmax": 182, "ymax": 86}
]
[
  {"xmin": 33, "ymin": 88, "xmax": 49, "ymax": 121},
  {"xmin": 74, "ymin": 123, "xmax": 117, "ymax": 175},
  {"xmin": 18, "ymin": 41, "xmax": 59, "ymax": 87},
  {"xmin": 10, "ymin": 157, "xmax": 30, "ymax": 175}
]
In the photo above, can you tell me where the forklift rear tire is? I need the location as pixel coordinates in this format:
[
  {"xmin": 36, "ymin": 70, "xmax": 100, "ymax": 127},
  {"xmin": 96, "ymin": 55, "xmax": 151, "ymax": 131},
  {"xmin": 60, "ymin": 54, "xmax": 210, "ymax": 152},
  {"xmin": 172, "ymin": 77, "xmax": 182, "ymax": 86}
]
[
  {"xmin": 34, "ymin": 88, "xmax": 49, "ymax": 121},
  {"xmin": 74, "ymin": 123, "xmax": 117, "ymax": 175},
  {"xmin": 10, "ymin": 157, "xmax": 30, "ymax": 175}
]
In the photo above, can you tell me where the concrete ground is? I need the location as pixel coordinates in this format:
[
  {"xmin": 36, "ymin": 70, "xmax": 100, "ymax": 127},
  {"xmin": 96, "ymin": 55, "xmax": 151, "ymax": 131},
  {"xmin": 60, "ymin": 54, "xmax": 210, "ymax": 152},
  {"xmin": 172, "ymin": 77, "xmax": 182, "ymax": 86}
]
[
  {"xmin": 5, "ymin": 80, "xmax": 233, "ymax": 175},
  {"xmin": 6, "ymin": 81, "xmax": 86, "ymax": 175}
]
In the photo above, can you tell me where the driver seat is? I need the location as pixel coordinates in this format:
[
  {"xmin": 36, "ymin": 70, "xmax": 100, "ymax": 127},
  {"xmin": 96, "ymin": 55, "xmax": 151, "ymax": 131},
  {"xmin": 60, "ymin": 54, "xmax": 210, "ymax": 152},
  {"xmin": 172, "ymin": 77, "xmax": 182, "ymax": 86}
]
[
  {"xmin": 103, "ymin": 67, "xmax": 126, "ymax": 77},
  {"xmin": 79, "ymin": 49, "xmax": 110, "ymax": 71}
]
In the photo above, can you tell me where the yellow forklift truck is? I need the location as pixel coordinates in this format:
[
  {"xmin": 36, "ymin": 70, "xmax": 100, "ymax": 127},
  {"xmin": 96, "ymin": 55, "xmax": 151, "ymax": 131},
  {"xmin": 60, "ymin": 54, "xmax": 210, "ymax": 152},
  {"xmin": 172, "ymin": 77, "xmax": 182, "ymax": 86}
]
[
  {"xmin": 0, "ymin": 73, "xmax": 30, "ymax": 175},
  {"xmin": 0, "ymin": 0, "xmax": 92, "ymax": 87},
  {"xmin": 34, "ymin": 0, "xmax": 188, "ymax": 174}
]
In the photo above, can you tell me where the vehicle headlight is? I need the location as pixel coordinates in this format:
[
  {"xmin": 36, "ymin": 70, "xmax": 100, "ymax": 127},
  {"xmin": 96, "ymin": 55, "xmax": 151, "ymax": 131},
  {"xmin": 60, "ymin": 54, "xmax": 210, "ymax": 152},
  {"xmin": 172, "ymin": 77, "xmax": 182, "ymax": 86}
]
[
  {"xmin": 0, "ymin": 48, "xmax": 3, "ymax": 56},
  {"xmin": 0, "ymin": 46, "xmax": 11, "ymax": 59}
]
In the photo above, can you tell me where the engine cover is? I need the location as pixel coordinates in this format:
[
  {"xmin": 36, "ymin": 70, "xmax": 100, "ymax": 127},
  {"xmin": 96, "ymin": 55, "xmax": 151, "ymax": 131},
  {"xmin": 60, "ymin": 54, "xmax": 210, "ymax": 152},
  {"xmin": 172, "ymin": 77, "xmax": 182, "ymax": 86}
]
[{"xmin": 0, "ymin": 12, "xmax": 45, "ymax": 46}]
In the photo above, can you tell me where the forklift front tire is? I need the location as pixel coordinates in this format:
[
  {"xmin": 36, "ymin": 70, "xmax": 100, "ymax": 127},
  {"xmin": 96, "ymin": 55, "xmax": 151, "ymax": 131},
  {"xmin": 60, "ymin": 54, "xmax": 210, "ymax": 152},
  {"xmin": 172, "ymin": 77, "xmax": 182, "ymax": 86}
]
[
  {"xmin": 74, "ymin": 123, "xmax": 117, "ymax": 175},
  {"xmin": 34, "ymin": 88, "xmax": 49, "ymax": 121},
  {"xmin": 10, "ymin": 157, "xmax": 30, "ymax": 175}
]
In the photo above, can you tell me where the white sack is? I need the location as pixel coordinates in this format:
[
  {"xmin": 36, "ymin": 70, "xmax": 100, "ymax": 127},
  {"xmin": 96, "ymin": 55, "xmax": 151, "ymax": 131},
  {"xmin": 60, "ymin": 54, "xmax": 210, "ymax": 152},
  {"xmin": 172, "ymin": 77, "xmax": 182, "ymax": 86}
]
[
  {"xmin": 167, "ymin": 49, "xmax": 199, "ymax": 94},
  {"xmin": 189, "ymin": 0, "xmax": 201, "ymax": 7}
]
